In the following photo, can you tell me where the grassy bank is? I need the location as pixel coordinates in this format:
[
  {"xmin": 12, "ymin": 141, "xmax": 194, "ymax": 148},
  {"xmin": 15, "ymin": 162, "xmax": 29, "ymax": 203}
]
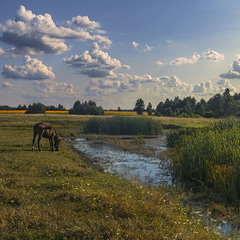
[{"xmin": 0, "ymin": 114, "xmax": 224, "ymax": 239}]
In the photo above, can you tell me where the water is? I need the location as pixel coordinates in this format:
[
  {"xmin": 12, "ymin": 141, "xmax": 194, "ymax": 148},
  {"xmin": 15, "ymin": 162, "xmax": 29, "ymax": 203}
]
[{"xmin": 73, "ymin": 138, "xmax": 172, "ymax": 186}]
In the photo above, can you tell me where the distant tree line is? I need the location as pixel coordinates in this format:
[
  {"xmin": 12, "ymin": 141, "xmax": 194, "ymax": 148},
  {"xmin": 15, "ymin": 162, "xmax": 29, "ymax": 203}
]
[
  {"xmin": 2, "ymin": 88, "xmax": 240, "ymax": 117},
  {"xmin": 0, "ymin": 100, "xmax": 104, "ymax": 115},
  {"xmin": 134, "ymin": 88, "xmax": 240, "ymax": 118}
]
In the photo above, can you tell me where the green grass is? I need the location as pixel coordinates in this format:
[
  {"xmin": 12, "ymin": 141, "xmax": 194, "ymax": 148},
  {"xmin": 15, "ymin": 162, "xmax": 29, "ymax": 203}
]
[
  {"xmin": 171, "ymin": 117, "xmax": 240, "ymax": 203},
  {"xmin": 0, "ymin": 114, "xmax": 225, "ymax": 239},
  {"xmin": 86, "ymin": 116, "xmax": 162, "ymax": 135}
]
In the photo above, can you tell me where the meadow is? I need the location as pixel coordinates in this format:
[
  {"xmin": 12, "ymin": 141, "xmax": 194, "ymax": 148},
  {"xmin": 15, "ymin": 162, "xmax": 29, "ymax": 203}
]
[{"xmin": 0, "ymin": 113, "xmax": 224, "ymax": 239}]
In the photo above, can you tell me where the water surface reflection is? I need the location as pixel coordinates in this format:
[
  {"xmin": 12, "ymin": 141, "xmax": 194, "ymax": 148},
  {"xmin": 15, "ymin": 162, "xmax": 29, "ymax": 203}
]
[{"xmin": 73, "ymin": 138, "xmax": 172, "ymax": 186}]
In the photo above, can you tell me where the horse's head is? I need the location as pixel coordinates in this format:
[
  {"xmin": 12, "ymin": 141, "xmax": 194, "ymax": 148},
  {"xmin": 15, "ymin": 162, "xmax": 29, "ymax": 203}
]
[{"xmin": 54, "ymin": 136, "xmax": 61, "ymax": 151}]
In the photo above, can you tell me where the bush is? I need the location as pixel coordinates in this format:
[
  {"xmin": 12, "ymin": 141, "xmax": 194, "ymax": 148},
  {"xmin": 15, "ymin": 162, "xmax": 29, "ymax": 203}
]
[{"xmin": 85, "ymin": 116, "xmax": 162, "ymax": 135}]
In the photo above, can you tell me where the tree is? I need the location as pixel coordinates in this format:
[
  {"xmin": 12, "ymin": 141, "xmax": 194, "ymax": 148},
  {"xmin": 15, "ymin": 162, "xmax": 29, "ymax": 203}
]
[
  {"xmin": 207, "ymin": 93, "xmax": 224, "ymax": 117},
  {"xmin": 69, "ymin": 100, "xmax": 104, "ymax": 115},
  {"xmin": 58, "ymin": 104, "xmax": 65, "ymax": 110},
  {"xmin": 134, "ymin": 98, "xmax": 145, "ymax": 115},
  {"xmin": 146, "ymin": 102, "xmax": 153, "ymax": 116},
  {"xmin": 196, "ymin": 99, "xmax": 206, "ymax": 116},
  {"xmin": 156, "ymin": 102, "xmax": 164, "ymax": 115},
  {"xmin": 26, "ymin": 102, "xmax": 46, "ymax": 114}
]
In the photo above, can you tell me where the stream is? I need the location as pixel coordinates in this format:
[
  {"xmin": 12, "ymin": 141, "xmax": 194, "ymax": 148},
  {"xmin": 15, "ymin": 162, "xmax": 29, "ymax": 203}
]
[
  {"xmin": 71, "ymin": 136, "xmax": 240, "ymax": 239},
  {"xmin": 73, "ymin": 137, "xmax": 171, "ymax": 186}
]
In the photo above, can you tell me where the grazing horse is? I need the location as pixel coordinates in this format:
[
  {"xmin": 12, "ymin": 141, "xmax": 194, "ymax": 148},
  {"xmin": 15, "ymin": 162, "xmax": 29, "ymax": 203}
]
[{"xmin": 32, "ymin": 123, "xmax": 61, "ymax": 152}]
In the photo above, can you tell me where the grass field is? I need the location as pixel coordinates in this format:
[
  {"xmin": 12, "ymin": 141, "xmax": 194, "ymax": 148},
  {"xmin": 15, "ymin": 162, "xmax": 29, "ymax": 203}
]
[{"xmin": 0, "ymin": 114, "xmax": 224, "ymax": 239}]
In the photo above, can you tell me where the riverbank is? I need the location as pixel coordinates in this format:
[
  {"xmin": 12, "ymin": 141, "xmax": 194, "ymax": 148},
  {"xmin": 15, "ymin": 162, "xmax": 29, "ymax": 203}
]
[{"xmin": 0, "ymin": 114, "xmax": 225, "ymax": 239}]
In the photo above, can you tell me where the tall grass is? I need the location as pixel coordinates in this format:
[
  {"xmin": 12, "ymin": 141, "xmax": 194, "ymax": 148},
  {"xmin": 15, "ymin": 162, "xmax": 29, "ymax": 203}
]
[
  {"xmin": 170, "ymin": 117, "xmax": 240, "ymax": 202},
  {"xmin": 85, "ymin": 116, "xmax": 162, "ymax": 135}
]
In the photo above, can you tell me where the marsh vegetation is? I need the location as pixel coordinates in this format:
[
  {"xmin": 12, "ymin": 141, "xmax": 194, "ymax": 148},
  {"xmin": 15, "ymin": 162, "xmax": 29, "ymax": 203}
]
[{"xmin": 168, "ymin": 117, "xmax": 240, "ymax": 203}]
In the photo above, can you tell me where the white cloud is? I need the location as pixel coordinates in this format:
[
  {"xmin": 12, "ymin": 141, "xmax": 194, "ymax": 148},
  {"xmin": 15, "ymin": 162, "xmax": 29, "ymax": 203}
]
[
  {"xmin": 131, "ymin": 41, "xmax": 153, "ymax": 52},
  {"xmin": 192, "ymin": 80, "xmax": 215, "ymax": 93},
  {"xmin": 0, "ymin": 47, "xmax": 4, "ymax": 55},
  {"xmin": 155, "ymin": 60, "xmax": 164, "ymax": 66},
  {"xmin": 33, "ymin": 80, "xmax": 76, "ymax": 97},
  {"xmin": 65, "ymin": 15, "xmax": 100, "ymax": 29},
  {"xmin": 2, "ymin": 81, "xmax": 12, "ymax": 88},
  {"xmin": 0, "ymin": 5, "xmax": 111, "ymax": 55},
  {"xmin": 2, "ymin": 56, "xmax": 55, "ymax": 80},
  {"xmin": 131, "ymin": 41, "xmax": 139, "ymax": 49},
  {"xmin": 220, "ymin": 58, "xmax": 240, "ymax": 79},
  {"xmin": 204, "ymin": 49, "xmax": 224, "ymax": 62},
  {"xmin": 63, "ymin": 44, "xmax": 130, "ymax": 78},
  {"xmin": 216, "ymin": 79, "xmax": 237, "ymax": 93},
  {"xmin": 170, "ymin": 54, "xmax": 201, "ymax": 66},
  {"xmin": 160, "ymin": 75, "xmax": 188, "ymax": 88},
  {"xmin": 143, "ymin": 44, "xmax": 153, "ymax": 52}
]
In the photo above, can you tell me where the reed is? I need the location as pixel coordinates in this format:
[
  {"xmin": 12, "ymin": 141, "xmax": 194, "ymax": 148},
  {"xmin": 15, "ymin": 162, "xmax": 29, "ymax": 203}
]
[
  {"xmin": 171, "ymin": 117, "xmax": 240, "ymax": 202},
  {"xmin": 85, "ymin": 116, "xmax": 162, "ymax": 135}
]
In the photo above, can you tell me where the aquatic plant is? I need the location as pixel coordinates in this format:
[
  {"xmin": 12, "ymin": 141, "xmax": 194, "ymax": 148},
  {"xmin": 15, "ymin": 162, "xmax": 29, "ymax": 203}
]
[
  {"xmin": 171, "ymin": 117, "xmax": 240, "ymax": 202},
  {"xmin": 85, "ymin": 116, "xmax": 162, "ymax": 135}
]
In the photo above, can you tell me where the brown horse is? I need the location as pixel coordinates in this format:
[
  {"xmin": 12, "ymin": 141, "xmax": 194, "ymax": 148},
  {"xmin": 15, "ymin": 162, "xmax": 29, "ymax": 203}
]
[{"xmin": 32, "ymin": 123, "xmax": 61, "ymax": 152}]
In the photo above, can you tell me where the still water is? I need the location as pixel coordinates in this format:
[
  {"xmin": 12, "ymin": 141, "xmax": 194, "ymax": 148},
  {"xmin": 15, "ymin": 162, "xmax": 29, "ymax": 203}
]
[{"xmin": 73, "ymin": 138, "xmax": 172, "ymax": 186}]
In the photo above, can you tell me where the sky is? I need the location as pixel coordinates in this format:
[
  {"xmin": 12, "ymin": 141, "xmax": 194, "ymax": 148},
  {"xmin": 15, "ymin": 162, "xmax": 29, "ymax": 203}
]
[{"xmin": 1, "ymin": 0, "xmax": 240, "ymax": 109}]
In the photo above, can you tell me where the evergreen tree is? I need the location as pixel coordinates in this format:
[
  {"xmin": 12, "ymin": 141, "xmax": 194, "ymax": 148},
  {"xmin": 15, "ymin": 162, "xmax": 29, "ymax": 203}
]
[
  {"xmin": 134, "ymin": 98, "xmax": 145, "ymax": 115},
  {"xmin": 146, "ymin": 102, "xmax": 153, "ymax": 116}
]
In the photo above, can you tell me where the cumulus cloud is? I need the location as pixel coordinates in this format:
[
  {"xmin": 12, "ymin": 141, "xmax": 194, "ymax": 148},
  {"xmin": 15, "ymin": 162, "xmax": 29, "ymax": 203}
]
[
  {"xmin": 2, "ymin": 81, "xmax": 12, "ymax": 88},
  {"xmin": 0, "ymin": 5, "xmax": 111, "ymax": 55},
  {"xmin": 2, "ymin": 55, "xmax": 55, "ymax": 80},
  {"xmin": 63, "ymin": 44, "xmax": 130, "ymax": 78},
  {"xmin": 192, "ymin": 80, "xmax": 215, "ymax": 93},
  {"xmin": 220, "ymin": 58, "xmax": 240, "ymax": 79},
  {"xmin": 204, "ymin": 49, "xmax": 224, "ymax": 62},
  {"xmin": 217, "ymin": 79, "xmax": 237, "ymax": 92},
  {"xmin": 160, "ymin": 75, "xmax": 189, "ymax": 88},
  {"xmin": 65, "ymin": 15, "xmax": 100, "ymax": 29},
  {"xmin": 170, "ymin": 54, "xmax": 201, "ymax": 66},
  {"xmin": 33, "ymin": 80, "xmax": 76, "ymax": 97}
]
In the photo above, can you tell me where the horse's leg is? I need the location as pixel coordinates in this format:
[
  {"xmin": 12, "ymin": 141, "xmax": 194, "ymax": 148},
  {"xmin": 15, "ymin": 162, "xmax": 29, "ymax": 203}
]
[
  {"xmin": 49, "ymin": 137, "xmax": 54, "ymax": 152},
  {"xmin": 32, "ymin": 132, "xmax": 37, "ymax": 151},
  {"xmin": 38, "ymin": 134, "xmax": 42, "ymax": 152}
]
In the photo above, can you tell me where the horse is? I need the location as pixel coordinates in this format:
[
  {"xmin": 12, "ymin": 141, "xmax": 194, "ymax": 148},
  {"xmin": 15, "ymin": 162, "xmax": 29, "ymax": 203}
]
[{"xmin": 32, "ymin": 123, "xmax": 61, "ymax": 152}]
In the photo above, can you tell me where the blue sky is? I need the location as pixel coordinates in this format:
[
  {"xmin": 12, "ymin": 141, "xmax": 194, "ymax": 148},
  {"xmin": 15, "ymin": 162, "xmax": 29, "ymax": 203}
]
[{"xmin": 1, "ymin": 0, "xmax": 240, "ymax": 109}]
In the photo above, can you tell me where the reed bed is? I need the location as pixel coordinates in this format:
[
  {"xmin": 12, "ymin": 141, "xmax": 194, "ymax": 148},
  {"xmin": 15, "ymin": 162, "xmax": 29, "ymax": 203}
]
[
  {"xmin": 170, "ymin": 117, "xmax": 240, "ymax": 202},
  {"xmin": 85, "ymin": 116, "xmax": 162, "ymax": 135}
]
